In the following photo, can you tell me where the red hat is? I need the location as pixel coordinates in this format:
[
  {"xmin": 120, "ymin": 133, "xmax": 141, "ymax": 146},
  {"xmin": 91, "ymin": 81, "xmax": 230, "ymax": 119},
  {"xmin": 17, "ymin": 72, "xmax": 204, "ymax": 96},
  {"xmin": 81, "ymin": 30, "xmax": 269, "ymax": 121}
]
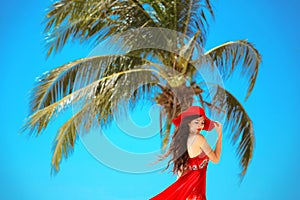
[{"xmin": 172, "ymin": 106, "xmax": 215, "ymax": 131}]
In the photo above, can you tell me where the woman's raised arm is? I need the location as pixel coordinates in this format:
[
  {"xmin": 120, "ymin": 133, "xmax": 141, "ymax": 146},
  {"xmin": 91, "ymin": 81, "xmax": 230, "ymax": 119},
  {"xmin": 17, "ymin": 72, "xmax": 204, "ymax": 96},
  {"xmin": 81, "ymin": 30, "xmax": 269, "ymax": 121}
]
[{"xmin": 195, "ymin": 122, "xmax": 222, "ymax": 163}]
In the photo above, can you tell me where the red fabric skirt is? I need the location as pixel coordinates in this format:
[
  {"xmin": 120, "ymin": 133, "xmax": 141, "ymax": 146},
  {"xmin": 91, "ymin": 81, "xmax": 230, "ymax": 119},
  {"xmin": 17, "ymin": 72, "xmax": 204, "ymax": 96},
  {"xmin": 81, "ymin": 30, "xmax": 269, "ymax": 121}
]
[{"xmin": 149, "ymin": 152, "xmax": 209, "ymax": 200}]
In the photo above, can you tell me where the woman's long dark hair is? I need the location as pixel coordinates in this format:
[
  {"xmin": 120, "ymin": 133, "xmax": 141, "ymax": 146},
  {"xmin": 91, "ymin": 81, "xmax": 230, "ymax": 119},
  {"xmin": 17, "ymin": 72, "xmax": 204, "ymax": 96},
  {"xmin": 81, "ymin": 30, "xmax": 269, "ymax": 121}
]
[{"xmin": 156, "ymin": 114, "xmax": 202, "ymax": 175}]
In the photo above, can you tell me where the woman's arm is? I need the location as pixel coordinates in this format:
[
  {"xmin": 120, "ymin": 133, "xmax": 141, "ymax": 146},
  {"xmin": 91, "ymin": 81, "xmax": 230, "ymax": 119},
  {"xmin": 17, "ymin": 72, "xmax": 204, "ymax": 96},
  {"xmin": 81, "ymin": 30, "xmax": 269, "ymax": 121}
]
[
  {"xmin": 195, "ymin": 122, "xmax": 223, "ymax": 163},
  {"xmin": 213, "ymin": 130, "xmax": 222, "ymax": 163}
]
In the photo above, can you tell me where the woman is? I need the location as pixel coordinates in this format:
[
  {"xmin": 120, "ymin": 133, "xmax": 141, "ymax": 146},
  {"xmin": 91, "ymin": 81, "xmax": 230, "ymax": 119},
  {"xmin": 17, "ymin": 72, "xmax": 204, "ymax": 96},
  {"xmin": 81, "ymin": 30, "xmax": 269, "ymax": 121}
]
[{"xmin": 149, "ymin": 106, "xmax": 222, "ymax": 200}]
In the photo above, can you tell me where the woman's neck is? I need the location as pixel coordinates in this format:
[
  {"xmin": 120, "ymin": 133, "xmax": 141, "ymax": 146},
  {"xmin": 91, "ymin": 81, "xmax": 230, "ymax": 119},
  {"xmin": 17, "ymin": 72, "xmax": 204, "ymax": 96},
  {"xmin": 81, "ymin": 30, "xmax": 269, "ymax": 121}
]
[{"xmin": 189, "ymin": 131, "xmax": 199, "ymax": 135}]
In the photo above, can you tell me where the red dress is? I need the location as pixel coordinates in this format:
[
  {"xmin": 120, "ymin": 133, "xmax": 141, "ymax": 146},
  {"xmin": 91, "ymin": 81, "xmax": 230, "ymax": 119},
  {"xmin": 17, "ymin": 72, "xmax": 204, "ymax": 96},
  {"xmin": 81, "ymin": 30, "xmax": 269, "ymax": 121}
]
[{"xmin": 149, "ymin": 152, "xmax": 209, "ymax": 200}]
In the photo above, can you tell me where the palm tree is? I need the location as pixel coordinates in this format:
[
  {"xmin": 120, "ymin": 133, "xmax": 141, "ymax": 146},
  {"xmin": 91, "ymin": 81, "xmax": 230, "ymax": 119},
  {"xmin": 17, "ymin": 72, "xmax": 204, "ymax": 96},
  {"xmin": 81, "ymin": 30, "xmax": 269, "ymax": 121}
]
[{"xmin": 22, "ymin": 0, "xmax": 261, "ymax": 183}]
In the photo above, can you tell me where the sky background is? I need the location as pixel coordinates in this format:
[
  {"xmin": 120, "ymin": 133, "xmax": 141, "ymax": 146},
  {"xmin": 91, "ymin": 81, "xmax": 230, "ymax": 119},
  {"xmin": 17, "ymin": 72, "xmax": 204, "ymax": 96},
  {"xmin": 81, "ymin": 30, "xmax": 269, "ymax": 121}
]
[{"xmin": 1, "ymin": 0, "xmax": 300, "ymax": 199}]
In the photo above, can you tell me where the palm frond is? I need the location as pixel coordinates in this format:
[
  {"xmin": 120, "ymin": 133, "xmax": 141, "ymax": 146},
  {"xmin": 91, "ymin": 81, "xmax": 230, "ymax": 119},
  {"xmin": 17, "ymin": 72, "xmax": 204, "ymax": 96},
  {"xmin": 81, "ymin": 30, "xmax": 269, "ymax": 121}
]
[
  {"xmin": 111, "ymin": 27, "xmax": 206, "ymax": 78},
  {"xmin": 212, "ymin": 84, "xmax": 255, "ymax": 183},
  {"xmin": 50, "ymin": 88, "xmax": 109, "ymax": 173},
  {"xmin": 204, "ymin": 40, "xmax": 262, "ymax": 101},
  {"xmin": 147, "ymin": 0, "xmax": 214, "ymax": 46},
  {"xmin": 177, "ymin": 30, "xmax": 201, "ymax": 75},
  {"xmin": 22, "ymin": 61, "xmax": 165, "ymax": 137},
  {"xmin": 179, "ymin": 0, "xmax": 214, "ymax": 46},
  {"xmin": 30, "ymin": 56, "xmax": 102, "ymax": 113},
  {"xmin": 44, "ymin": 0, "xmax": 215, "ymax": 57},
  {"xmin": 50, "ymin": 84, "xmax": 112, "ymax": 173},
  {"xmin": 50, "ymin": 64, "xmax": 166, "ymax": 172},
  {"xmin": 29, "ymin": 54, "xmax": 155, "ymax": 115},
  {"xmin": 51, "ymin": 110, "xmax": 78, "ymax": 174},
  {"xmin": 44, "ymin": 0, "xmax": 158, "ymax": 57}
]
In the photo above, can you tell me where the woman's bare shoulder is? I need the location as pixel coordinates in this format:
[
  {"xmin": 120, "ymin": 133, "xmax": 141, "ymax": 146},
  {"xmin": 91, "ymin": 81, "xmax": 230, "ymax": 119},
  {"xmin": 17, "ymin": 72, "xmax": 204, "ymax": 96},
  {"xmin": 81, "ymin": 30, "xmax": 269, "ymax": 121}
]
[
  {"xmin": 194, "ymin": 133, "xmax": 205, "ymax": 140},
  {"xmin": 187, "ymin": 134, "xmax": 206, "ymax": 147},
  {"xmin": 193, "ymin": 134, "xmax": 209, "ymax": 146}
]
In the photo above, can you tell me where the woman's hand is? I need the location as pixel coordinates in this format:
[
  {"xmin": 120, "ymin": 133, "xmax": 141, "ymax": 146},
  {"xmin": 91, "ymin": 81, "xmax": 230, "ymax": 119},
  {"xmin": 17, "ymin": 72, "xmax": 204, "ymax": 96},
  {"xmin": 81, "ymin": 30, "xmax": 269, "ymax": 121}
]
[{"xmin": 214, "ymin": 121, "xmax": 222, "ymax": 136}]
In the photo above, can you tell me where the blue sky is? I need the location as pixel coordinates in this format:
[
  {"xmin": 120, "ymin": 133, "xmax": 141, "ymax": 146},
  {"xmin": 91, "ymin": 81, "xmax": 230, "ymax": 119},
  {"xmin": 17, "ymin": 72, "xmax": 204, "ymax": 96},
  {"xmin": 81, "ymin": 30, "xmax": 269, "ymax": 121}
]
[{"xmin": 1, "ymin": 0, "xmax": 300, "ymax": 199}]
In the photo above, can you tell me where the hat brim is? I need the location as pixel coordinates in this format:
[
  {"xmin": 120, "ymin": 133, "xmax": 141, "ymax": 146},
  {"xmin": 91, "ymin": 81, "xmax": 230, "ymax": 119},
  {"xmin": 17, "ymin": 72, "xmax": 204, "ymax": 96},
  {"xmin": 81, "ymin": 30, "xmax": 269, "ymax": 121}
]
[
  {"xmin": 203, "ymin": 116, "xmax": 215, "ymax": 131},
  {"xmin": 172, "ymin": 114, "xmax": 215, "ymax": 131}
]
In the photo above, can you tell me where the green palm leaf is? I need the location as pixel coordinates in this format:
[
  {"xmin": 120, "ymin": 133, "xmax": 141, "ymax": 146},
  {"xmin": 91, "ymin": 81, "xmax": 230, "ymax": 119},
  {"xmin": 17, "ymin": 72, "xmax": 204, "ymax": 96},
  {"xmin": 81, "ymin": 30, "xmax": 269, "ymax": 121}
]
[
  {"xmin": 23, "ymin": 55, "xmax": 166, "ymax": 137},
  {"xmin": 25, "ymin": 64, "xmax": 168, "ymax": 172},
  {"xmin": 212, "ymin": 84, "xmax": 255, "ymax": 183},
  {"xmin": 204, "ymin": 40, "xmax": 262, "ymax": 101},
  {"xmin": 44, "ymin": 0, "xmax": 215, "ymax": 57},
  {"xmin": 44, "ymin": 0, "xmax": 158, "ymax": 57},
  {"xmin": 30, "ymin": 54, "xmax": 158, "ymax": 113},
  {"xmin": 49, "ymin": 66, "xmax": 166, "ymax": 172}
]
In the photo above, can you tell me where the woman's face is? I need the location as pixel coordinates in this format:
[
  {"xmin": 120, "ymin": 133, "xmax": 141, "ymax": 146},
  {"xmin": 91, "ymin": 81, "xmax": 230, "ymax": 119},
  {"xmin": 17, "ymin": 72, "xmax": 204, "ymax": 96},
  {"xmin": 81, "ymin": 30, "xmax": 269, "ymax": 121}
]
[{"xmin": 188, "ymin": 116, "xmax": 205, "ymax": 134}]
